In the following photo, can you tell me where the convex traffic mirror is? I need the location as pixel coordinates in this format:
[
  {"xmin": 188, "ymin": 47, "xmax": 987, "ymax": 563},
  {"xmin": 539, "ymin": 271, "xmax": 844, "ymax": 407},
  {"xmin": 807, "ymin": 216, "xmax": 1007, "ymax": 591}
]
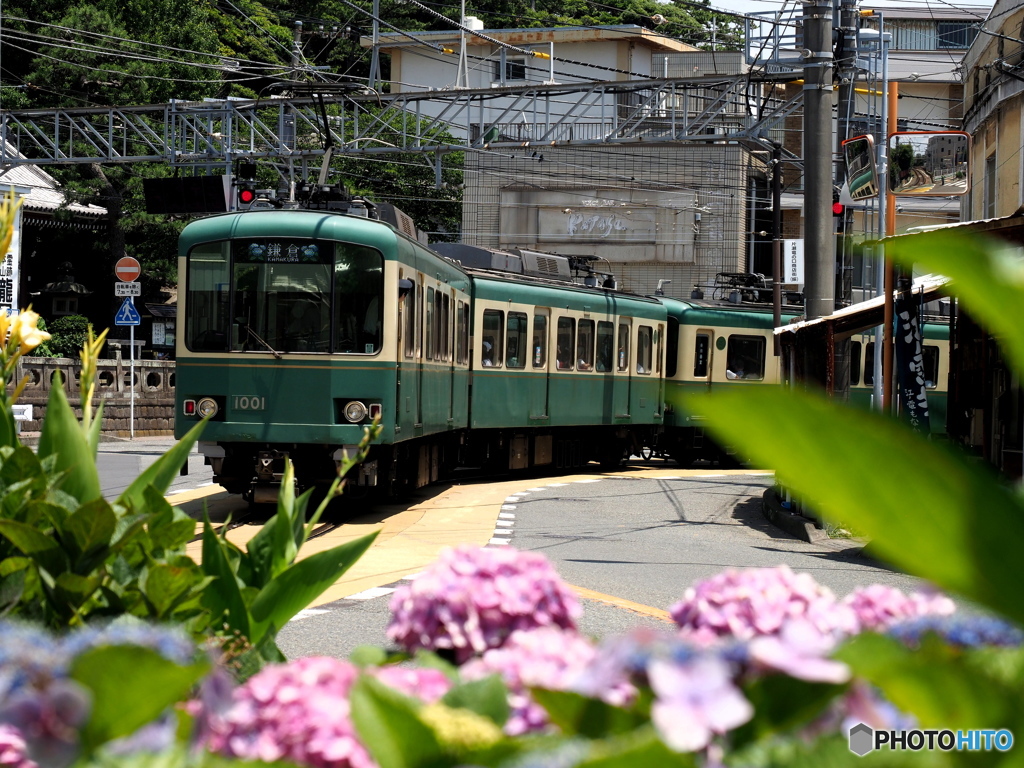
[
  {"xmin": 887, "ymin": 131, "xmax": 971, "ymax": 196},
  {"xmin": 842, "ymin": 135, "xmax": 878, "ymax": 201}
]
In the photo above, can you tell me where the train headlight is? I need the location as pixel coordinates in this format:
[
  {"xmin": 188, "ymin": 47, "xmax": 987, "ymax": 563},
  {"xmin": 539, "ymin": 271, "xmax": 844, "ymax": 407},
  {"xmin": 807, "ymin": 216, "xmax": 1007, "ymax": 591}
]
[
  {"xmin": 196, "ymin": 397, "xmax": 219, "ymax": 419},
  {"xmin": 344, "ymin": 400, "xmax": 367, "ymax": 423}
]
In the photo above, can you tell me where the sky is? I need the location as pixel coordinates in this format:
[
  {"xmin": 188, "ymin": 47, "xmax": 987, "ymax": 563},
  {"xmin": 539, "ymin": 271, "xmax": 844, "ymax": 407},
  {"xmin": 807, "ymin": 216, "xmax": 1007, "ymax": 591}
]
[{"xmin": 699, "ymin": 0, "xmax": 994, "ymax": 23}]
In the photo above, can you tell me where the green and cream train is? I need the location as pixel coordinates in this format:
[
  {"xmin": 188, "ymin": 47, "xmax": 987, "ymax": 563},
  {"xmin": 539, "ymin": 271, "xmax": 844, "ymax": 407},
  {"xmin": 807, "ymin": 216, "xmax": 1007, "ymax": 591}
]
[{"xmin": 174, "ymin": 204, "xmax": 948, "ymax": 499}]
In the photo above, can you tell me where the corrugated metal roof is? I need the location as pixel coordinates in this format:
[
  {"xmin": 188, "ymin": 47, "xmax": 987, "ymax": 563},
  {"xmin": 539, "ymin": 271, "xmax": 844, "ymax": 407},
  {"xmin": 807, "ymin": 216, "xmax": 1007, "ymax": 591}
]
[{"xmin": 0, "ymin": 146, "xmax": 107, "ymax": 219}]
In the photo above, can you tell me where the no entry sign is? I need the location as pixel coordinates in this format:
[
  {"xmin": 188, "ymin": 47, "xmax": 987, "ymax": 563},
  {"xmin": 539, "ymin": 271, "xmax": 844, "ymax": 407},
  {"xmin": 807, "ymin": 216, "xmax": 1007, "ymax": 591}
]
[{"xmin": 115, "ymin": 256, "xmax": 142, "ymax": 282}]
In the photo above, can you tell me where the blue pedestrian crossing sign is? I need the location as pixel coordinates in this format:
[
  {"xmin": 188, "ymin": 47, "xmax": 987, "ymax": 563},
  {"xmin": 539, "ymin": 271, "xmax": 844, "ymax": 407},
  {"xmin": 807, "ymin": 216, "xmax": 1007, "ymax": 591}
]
[{"xmin": 114, "ymin": 296, "xmax": 141, "ymax": 326}]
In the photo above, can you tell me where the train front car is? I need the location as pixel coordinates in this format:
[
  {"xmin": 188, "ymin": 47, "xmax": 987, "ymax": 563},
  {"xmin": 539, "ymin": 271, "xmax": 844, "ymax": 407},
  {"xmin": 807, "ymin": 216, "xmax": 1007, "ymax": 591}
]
[{"xmin": 174, "ymin": 209, "xmax": 470, "ymax": 502}]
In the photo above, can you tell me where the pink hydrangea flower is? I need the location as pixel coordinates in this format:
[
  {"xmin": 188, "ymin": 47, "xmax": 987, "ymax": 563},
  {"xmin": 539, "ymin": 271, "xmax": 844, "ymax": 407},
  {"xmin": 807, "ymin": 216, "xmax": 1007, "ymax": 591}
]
[
  {"xmin": 648, "ymin": 656, "xmax": 753, "ymax": 752},
  {"xmin": 201, "ymin": 657, "xmax": 372, "ymax": 768},
  {"xmin": 748, "ymin": 619, "xmax": 851, "ymax": 684},
  {"xmin": 0, "ymin": 725, "xmax": 36, "ymax": 768},
  {"xmin": 387, "ymin": 546, "xmax": 582, "ymax": 662},
  {"xmin": 461, "ymin": 627, "xmax": 610, "ymax": 735},
  {"xmin": 200, "ymin": 657, "xmax": 450, "ymax": 768},
  {"xmin": 669, "ymin": 566, "xmax": 857, "ymax": 643},
  {"xmin": 842, "ymin": 585, "xmax": 955, "ymax": 632}
]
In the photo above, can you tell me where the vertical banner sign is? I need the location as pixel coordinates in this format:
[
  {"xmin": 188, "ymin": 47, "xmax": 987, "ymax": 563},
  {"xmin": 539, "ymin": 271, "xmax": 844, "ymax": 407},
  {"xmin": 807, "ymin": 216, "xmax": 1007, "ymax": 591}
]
[
  {"xmin": 894, "ymin": 292, "xmax": 931, "ymax": 433},
  {"xmin": 0, "ymin": 206, "xmax": 22, "ymax": 315},
  {"xmin": 783, "ymin": 239, "xmax": 804, "ymax": 285}
]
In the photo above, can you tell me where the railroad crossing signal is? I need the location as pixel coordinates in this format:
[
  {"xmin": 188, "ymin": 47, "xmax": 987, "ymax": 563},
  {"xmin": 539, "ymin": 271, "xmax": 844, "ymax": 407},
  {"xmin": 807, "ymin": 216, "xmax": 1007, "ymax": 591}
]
[
  {"xmin": 114, "ymin": 296, "xmax": 141, "ymax": 326},
  {"xmin": 115, "ymin": 256, "xmax": 141, "ymax": 282}
]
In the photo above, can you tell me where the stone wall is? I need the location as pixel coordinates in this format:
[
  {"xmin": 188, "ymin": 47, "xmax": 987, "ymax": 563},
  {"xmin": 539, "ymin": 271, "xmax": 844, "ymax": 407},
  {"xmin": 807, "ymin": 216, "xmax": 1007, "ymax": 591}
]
[{"xmin": 14, "ymin": 355, "xmax": 176, "ymax": 437}]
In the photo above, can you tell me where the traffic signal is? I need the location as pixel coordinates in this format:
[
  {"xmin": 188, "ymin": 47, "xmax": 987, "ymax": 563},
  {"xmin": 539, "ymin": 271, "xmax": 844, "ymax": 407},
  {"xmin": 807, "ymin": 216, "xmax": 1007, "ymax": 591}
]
[
  {"xmin": 237, "ymin": 185, "xmax": 257, "ymax": 207},
  {"xmin": 832, "ymin": 187, "xmax": 846, "ymax": 232}
]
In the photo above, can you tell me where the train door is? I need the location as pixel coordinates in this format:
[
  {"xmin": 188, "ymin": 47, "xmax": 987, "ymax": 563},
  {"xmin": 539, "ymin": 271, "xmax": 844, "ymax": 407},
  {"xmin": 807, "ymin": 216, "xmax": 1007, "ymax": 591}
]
[
  {"xmin": 398, "ymin": 272, "xmax": 414, "ymax": 431},
  {"xmin": 693, "ymin": 329, "xmax": 713, "ymax": 389},
  {"xmin": 530, "ymin": 310, "xmax": 550, "ymax": 419},
  {"xmin": 614, "ymin": 319, "xmax": 631, "ymax": 416},
  {"xmin": 415, "ymin": 280, "xmax": 424, "ymax": 428}
]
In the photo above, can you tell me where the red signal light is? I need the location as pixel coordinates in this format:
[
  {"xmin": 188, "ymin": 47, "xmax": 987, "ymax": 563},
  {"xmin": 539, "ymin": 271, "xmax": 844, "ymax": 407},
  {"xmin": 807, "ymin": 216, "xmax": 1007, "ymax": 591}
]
[
  {"xmin": 832, "ymin": 202, "xmax": 845, "ymax": 216},
  {"xmin": 238, "ymin": 187, "xmax": 257, "ymax": 205}
]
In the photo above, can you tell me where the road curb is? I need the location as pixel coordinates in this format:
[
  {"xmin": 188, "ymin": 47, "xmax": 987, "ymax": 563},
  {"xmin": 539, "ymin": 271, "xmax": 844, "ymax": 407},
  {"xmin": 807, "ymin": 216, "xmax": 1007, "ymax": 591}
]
[{"xmin": 761, "ymin": 488, "xmax": 829, "ymax": 543}]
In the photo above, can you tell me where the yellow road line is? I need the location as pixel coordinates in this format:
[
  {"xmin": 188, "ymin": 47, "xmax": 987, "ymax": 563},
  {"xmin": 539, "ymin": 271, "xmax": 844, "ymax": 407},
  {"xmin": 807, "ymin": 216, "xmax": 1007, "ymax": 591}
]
[{"xmin": 567, "ymin": 584, "xmax": 673, "ymax": 622}]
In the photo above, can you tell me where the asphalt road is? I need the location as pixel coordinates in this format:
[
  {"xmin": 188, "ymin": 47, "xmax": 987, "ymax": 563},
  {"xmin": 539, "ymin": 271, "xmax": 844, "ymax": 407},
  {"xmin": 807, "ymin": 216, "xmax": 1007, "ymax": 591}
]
[{"xmin": 275, "ymin": 470, "xmax": 931, "ymax": 661}]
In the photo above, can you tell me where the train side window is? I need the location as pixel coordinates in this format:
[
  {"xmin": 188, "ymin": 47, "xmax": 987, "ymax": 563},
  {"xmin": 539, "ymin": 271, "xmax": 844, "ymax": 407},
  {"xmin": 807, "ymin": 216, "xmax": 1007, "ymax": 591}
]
[
  {"xmin": 850, "ymin": 341, "xmax": 862, "ymax": 385},
  {"xmin": 577, "ymin": 320, "xmax": 595, "ymax": 371},
  {"xmin": 426, "ymin": 287, "xmax": 435, "ymax": 360},
  {"xmin": 864, "ymin": 342, "xmax": 875, "ymax": 386},
  {"xmin": 332, "ymin": 243, "xmax": 383, "ymax": 354},
  {"xmin": 441, "ymin": 293, "xmax": 450, "ymax": 361},
  {"xmin": 556, "ymin": 317, "xmax": 575, "ymax": 370},
  {"xmin": 693, "ymin": 333, "xmax": 710, "ymax": 377},
  {"xmin": 922, "ymin": 345, "xmax": 940, "ymax": 388},
  {"xmin": 533, "ymin": 315, "xmax": 548, "ymax": 368},
  {"xmin": 404, "ymin": 285, "xmax": 416, "ymax": 359},
  {"xmin": 596, "ymin": 321, "xmax": 614, "ymax": 372},
  {"xmin": 637, "ymin": 326, "xmax": 653, "ymax": 374},
  {"xmin": 666, "ymin": 319, "xmax": 679, "ymax": 377},
  {"xmin": 416, "ymin": 285, "xmax": 423, "ymax": 358},
  {"xmin": 456, "ymin": 301, "xmax": 468, "ymax": 364},
  {"xmin": 726, "ymin": 335, "xmax": 766, "ymax": 380},
  {"xmin": 617, "ymin": 322, "xmax": 630, "ymax": 372},
  {"xmin": 507, "ymin": 312, "xmax": 527, "ymax": 368},
  {"xmin": 481, "ymin": 309, "xmax": 503, "ymax": 367}
]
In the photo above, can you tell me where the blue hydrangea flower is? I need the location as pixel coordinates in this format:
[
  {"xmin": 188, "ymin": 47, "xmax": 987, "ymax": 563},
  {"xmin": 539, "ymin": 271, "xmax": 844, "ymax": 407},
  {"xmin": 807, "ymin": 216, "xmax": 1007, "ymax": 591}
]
[{"xmin": 887, "ymin": 615, "xmax": 1024, "ymax": 648}]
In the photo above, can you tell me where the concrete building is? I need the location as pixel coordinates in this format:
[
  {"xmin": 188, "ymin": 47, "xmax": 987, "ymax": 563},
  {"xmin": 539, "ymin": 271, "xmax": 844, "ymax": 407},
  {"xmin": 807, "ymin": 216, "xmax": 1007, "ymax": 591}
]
[
  {"xmin": 363, "ymin": 24, "xmax": 770, "ymax": 298},
  {"xmin": 962, "ymin": 0, "xmax": 1024, "ymax": 219}
]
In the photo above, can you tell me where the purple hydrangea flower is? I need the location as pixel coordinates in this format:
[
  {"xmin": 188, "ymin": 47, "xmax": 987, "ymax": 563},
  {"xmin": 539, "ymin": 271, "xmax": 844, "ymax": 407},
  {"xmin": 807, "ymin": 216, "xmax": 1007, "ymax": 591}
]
[
  {"xmin": 0, "ymin": 724, "xmax": 36, "ymax": 768},
  {"xmin": 842, "ymin": 585, "xmax": 955, "ymax": 632},
  {"xmin": 0, "ymin": 679, "xmax": 91, "ymax": 768},
  {"xmin": 63, "ymin": 622, "xmax": 197, "ymax": 665},
  {"xmin": 669, "ymin": 566, "xmax": 857, "ymax": 644},
  {"xmin": 886, "ymin": 615, "xmax": 1024, "ymax": 648},
  {"xmin": 371, "ymin": 666, "xmax": 451, "ymax": 705},
  {"xmin": 462, "ymin": 627, "xmax": 616, "ymax": 735},
  {"xmin": 648, "ymin": 656, "xmax": 753, "ymax": 752},
  {"xmin": 387, "ymin": 546, "xmax": 582, "ymax": 662}
]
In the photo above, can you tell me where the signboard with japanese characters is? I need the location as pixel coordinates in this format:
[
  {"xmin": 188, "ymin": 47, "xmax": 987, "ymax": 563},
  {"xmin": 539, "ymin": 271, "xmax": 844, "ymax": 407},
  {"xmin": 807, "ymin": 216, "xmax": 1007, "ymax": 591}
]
[
  {"xmin": 0, "ymin": 206, "xmax": 22, "ymax": 316},
  {"xmin": 783, "ymin": 238, "xmax": 804, "ymax": 287}
]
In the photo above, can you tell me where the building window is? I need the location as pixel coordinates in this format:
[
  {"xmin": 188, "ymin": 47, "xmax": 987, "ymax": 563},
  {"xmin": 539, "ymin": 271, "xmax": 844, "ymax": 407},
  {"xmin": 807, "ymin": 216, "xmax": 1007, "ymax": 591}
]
[
  {"xmin": 936, "ymin": 22, "xmax": 976, "ymax": 49},
  {"xmin": 493, "ymin": 58, "xmax": 527, "ymax": 82}
]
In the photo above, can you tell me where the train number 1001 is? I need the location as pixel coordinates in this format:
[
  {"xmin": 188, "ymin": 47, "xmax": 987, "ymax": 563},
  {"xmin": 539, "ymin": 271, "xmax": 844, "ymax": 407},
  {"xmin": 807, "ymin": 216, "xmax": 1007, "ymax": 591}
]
[{"xmin": 233, "ymin": 396, "xmax": 267, "ymax": 411}]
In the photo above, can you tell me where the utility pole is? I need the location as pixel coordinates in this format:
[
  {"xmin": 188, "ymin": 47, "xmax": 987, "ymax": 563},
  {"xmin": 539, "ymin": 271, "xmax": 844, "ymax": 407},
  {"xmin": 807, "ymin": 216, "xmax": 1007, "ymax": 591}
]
[
  {"xmin": 834, "ymin": 0, "xmax": 860, "ymax": 399},
  {"xmin": 802, "ymin": 0, "xmax": 834, "ymax": 324},
  {"xmin": 292, "ymin": 21, "xmax": 303, "ymax": 79},
  {"xmin": 369, "ymin": 0, "xmax": 382, "ymax": 89}
]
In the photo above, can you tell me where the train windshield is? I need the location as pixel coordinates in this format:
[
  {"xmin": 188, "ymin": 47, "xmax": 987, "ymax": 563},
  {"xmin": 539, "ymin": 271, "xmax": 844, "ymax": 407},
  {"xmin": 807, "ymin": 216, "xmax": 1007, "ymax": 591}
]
[{"xmin": 185, "ymin": 239, "xmax": 383, "ymax": 354}]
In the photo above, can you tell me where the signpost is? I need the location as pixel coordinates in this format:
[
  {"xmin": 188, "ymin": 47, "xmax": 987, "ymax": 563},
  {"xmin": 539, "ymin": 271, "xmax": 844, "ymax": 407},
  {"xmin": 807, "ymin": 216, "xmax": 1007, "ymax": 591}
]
[{"xmin": 114, "ymin": 259, "xmax": 142, "ymax": 439}]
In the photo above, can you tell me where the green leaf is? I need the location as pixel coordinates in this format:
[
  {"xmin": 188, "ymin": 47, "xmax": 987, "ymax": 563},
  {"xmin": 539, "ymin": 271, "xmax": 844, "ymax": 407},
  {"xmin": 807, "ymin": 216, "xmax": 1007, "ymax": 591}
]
[
  {"xmin": 53, "ymin": 571, "xmax": 103, "ymax": 609},
  {"xmin": 733, "ymin": 675, "xmax": 846, "ymax": 747},
  {"xmin": 575, "ymin": 725, "xmax": 698, "ymax": 768},
  {"xmin": 0, "ymin": 403, "xmax": 16, "ymax": 450},
  {"xmin": 442, "ymin": 674, "xmax": 510, "ymax": 726},
  {"xmin": 199, "ymin": 515, "xmax": 251, "ymax": 639},
  {"xmin": 349, "ymin": 675, "xmax": 444, "ymax": 768},
  {"xmin": 837, "ymin": 633, "xmax": 1019, "ymax": 730},
  {"xmin": 141, "ymin": 561, "xmax": 205, "ymax": 619},
  {"xmin": 244, "ymin": 467, "xmax": 300, "ymax": 589},
  {"xmin": 143, "ymin": 487, "xmax": 195, "ymax": 551},
  {"xmin": 64, "ymin": 498, "xmax": 116, "ymax": 569},
  {"xmin": 350, "ymin": 645, "xmax": 389, "ymax": 667},
  {"xmin": 694, "ymin": 387, "xmax": 1024, "ymax": 626},
  {"xmin": 116, "ymin": 420, "xmax": 206, "ymax": 510},
  {"xmin": 37, "ymin": 382, "xmax": 102, "ymax": 503},
  {"xmin": 0, "ymin": 568, "xmax": 25, "ymax": 614},
  {"xmin": 248, "ymin": 531, "xmax": 378, "ymax": 642},
  {"xmin": 886, "ymin": 231, "xmax": 1024, "ymax": 376},
  {"xmin": 0, "ymin": 518, "xmax": 68, "ymax": 575},
  {"xmin": 71, "ymin": 644, "xmax": 208, "ymax": 751},
  {"xmin": 86, "ymin": 400, "xmax": 104, "ymax": 457},
  {"xmin": 531, "ymin": 688, "xmax": 647, "ymax": 738}
]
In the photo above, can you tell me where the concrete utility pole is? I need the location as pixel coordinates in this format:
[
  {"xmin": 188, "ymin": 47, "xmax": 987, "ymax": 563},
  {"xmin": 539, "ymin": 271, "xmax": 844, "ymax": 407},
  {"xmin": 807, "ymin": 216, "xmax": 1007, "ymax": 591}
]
[
  {"xmin": 802, "ymin": 0, "xmax": 834, "ymax": 322},
  {"xmin": 833, "ymin": 0, "xmax": 860, "ymax": 398}
]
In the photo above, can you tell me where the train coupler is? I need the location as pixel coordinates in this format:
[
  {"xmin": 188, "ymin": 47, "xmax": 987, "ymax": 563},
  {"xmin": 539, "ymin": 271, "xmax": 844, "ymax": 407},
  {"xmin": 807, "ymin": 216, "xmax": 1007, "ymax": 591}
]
[{"xmin": 332, "ymin": 446, "xmax": 378, "ymax": 486}]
